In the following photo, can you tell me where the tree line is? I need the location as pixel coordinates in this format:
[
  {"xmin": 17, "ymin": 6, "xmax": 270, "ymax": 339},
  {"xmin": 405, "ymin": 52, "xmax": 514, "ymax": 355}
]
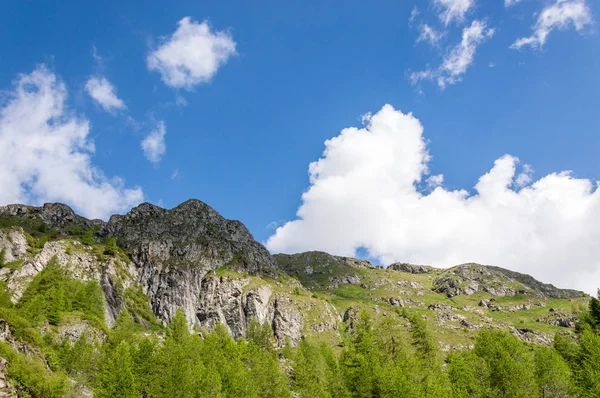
[{"xmin": 1, "ymin": 253, "xmax": 600, "ymax": 397}]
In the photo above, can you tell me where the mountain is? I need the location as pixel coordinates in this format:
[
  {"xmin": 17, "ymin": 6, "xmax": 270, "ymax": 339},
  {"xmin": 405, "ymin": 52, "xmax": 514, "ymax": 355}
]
[
  {"xmin": 0, "ymin": 199, "xmax": 595, "ymax": 396},
  {"xmin": 0, "ymin": 200, "xmax": 587, "ymax": 350}
]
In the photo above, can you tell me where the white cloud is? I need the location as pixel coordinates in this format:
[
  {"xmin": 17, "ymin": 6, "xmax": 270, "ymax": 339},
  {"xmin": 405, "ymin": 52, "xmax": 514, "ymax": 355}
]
[
  {"xmin": 411, "ymin": 20, "xmax": 494, "ymax": 89},
  {"xmin": 0, "ymin": 66, "xmax": 143, "ymax": 220},
  {"xmin": 409, "ymin": 6, "xmax": 420, "ymax": 26},
  {"xmin": 505, "ymin": 0, "xmax": 522, "ymax": 7},
  {"xmin": 416, "ymin": 24, "xmax": 445, "ymax": 46},
  {"xmin": 141, "ymin": 121, "xmax": 166, "ymax": 164},
  {"xmin": 85, "ymin": 76, "xmax": 126, "ymax": 113},
  {"xmin": 267, "ymin": 104, "xmax": 600, "ymax": 294},
  {"xmin": 91, "ymin": 46, "xmax": 104, "ymax": 65},
  {"xmin": 511, "ymin": 0, "xmax": 592, "ymax": 49},
  {"xmin": 434, "ymin": 0, "xmax": 475, "ymax": 26},
  {"xmin": 147, "ymin": 17, "xmax": 237, "ymax": 90},
  {"xmin": 427, "ymin": 174, "xmax": 444, "ymax": 188},
  {"xmin": 515, "ymin": 164, "xmax": 534, "ymax": 187}
]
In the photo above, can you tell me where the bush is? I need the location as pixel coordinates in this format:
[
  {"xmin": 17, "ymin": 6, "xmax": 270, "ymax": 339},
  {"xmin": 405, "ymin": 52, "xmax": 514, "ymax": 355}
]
[
  {"xmin": 104, "ymin": 237, "xmax": 119, "ymax": 255},
  {"xmin": 0, "ymin": 341, "xmax": 69, "ymax": 397}
]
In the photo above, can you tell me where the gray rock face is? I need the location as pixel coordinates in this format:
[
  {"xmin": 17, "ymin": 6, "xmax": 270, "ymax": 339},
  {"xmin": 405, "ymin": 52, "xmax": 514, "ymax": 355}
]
[
  {"xmin": 102, "ymin": 200, "xmax": 276, "ymax": 275},
  {"xmin": 329, "ymin": 275, "xmax": 360, "ymax": 287},
  {"xmin": 335, "ymin": 256, "xmax": 375, "ymax": 269},
  {"xmin": 193, "ymin": 275, "xmax": 309, "ymax": 345},
  {"xmin": 433, "ymin": 263, "xmax": 584, "ymax": 299},
  {"xmin": 388, "ymin": 263, "xmax": 436, "ymax": 274},
  {"xmin": 428, "ymin": 303, "xmax": 455, "ymax": 311},
  {"xmin": 101, "ymin": 200, "xmax": 278, "ymax": 326},
  {"xmin": 0, "ymin": 203, "xmax": 103, "ymax": 232},
  {"xmin": 537, "ymin": 311, "xmax": 577, "ymax": 328},
  {"xmin": 196, "ymin": 275, "xmax": 272, "ymax": 339},
  {"xmin": 387, "ymin": 297, "xmax": 404, "ymax": 307},
  {"xmin": 397, "ymin": 280, "xmax": 423, "ymax": 289},
  {"xmin": 0, "ymin": 229, "xmax": 28, "ymax": 263},
  {"xmin": 511, "ymin": 327, "xmax": 552, "ymax": 345}
]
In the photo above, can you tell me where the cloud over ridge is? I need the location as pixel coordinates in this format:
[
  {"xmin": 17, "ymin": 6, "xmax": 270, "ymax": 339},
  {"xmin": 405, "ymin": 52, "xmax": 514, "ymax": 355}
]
[
  {"xmin": 0, "ymin": 66, "xmax": 143, "ymax": 220},
  {"xmin": 267, "ymin": 104, "xmax": 600, "ymax": 294}
]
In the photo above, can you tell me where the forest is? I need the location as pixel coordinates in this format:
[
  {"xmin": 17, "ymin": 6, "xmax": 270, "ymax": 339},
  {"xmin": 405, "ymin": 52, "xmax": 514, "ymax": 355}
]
[{"xmin": 0, "ymin": 253, "xmax": 599, "ymax": 398}]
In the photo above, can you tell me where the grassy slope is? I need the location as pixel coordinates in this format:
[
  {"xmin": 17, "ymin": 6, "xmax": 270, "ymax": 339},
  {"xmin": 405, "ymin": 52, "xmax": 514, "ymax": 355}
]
[{"xmin": 274, "ymin": 252, "xmax": 589, "ymax": 348}]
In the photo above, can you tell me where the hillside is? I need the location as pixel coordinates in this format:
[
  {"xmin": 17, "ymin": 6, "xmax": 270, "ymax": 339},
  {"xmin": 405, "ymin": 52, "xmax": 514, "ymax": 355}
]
[{"xmin": 0, "ymin": 200, "xmax": 595, "ymax": 396}]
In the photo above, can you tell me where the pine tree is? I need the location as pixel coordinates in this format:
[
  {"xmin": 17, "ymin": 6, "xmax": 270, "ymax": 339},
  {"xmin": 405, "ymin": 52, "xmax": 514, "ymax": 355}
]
[
  {"xmin": 473, "ymin": 330, "xmax": 538, "ymax": 397},
  {"xmin": 110, "ymin": 309, "xmax": 136, "ymax": 347},
  {"xmin": 46, "ymin": 286, "xmax": 64, "ymax": 326},
  {"xmin": 244, "ymin": 340, "xmax": 291, "ymax": 398},
  {"xmin": 151, "ymin": 309, "xmax": 221, "ymax": 398},
  {"xmin": 573, "ymin": 328, "xmax": 600, "ymax": 397},
  {"xmin": 104, "ymin": 237, "xmax": 119, "ymax": 255},
  {"xmin": 534, "ymin": 345, "xmax": 574, "ymax": 397},
  {"xmin": 81, "ymin": 229, "xmax": 95, "ymax": 246},
  {"xmin": 340, "ymin": 312, "xmax": 382, "ymax": 397},
  {"xmin": 247, "ymin": 318, "xmax": 274, "ymax": 353},
  {"xmin": 98, "ymin": 341, "xmax": 138, "ymax": 398},
  {"xmin": 447, "ymin": 350, "xmax": 491, "ymax": 398},
  {"xmin": 202, "ymin": 323, "xmax": 252, "ymax": 397},
  {"xmin": 590, "ymin": 291, "xmax": 600, "ymax": 329},
  {"xmin": 132, "ymin": 336, "xmax": 157, "ymax": 398},
  {"xmin": 293, "ymin": 340, "xmax": 331, "ymax": 398},
  {"xmin": 167, "ymin": 308, "xmax": 190, "ymax": 343}
]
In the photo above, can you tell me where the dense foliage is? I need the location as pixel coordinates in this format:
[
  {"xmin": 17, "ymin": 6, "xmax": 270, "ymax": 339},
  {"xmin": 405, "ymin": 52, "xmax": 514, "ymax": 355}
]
[{"xmin": 0, "ymin": 284, "xmax": 598, "ymax": 397}]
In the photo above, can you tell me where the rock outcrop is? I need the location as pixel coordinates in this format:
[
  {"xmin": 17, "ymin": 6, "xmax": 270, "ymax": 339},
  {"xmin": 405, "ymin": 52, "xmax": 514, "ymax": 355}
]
[
  {"xmin": 100, "ymin": 200, "xmax": 279, "ymax": 327},
  {"xmin": 389, "ymin": 263, "xmax": 436, "ymax": 274},
  {"xmin": 0, "ymin": 203, "xmax": 103, "ymax": 232},
  {"xmin": 433, "ymin": 263, "xmax": 583, "ymax": 299}
]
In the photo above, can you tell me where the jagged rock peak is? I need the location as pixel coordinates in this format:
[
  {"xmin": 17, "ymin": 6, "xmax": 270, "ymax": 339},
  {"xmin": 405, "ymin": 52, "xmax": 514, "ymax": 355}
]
[
  {"xmin": 102, "ymin": 198, "xmax": 277, "ymax": 274},
  {"xmin": 0, "ymin": 202, "xmax": 103, "ymax": 230}
]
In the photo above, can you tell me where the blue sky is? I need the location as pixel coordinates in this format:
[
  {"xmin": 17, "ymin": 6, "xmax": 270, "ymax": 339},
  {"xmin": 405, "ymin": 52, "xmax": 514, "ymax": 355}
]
[{"xmin": 1, "ymin": 0, "xmax": 599, "ymax": 291}]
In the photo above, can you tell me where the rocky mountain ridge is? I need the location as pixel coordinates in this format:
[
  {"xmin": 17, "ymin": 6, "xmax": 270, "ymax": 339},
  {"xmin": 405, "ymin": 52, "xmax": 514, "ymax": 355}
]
[{"xmin": 0, "ymin": 200, "xmax": 588, "ymax": 350}]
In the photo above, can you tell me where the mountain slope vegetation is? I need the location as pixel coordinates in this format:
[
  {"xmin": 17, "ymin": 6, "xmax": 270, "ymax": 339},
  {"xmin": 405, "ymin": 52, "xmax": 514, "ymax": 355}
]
[{"xmin": 0, "ymin": 201, "xmax": 597, "ymax": 397}]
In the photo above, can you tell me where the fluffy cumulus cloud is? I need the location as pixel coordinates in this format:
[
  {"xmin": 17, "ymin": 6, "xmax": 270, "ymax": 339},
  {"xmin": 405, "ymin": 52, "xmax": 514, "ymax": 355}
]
[
  {"xmin": 434, "ymin": 0, "xmax": 475, "ymax": 26},
  {"xmin": 267, "ymin": 105, "xmax": 600, "ymax": 294},
  {"xmin": 147, "ymin": 17, "xmax": 237, "ymax": 90},
  {"xmin": 411, "ymin": 20, "xmax": 494, "ymax": 89},
  {"xmin": 85, "ymin": 76, "xmax": 126, "ymax": 113},
  {"xmin": 511, "ymin": 0, "xmax": 592, "ymax": 49},
  {"xmin": 141, "ymin": 121, "xmax": 166, "ymax": 164},
  {"xmin": 0, "ymin": 66, "xmax": 143, "ymax": 219}
]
